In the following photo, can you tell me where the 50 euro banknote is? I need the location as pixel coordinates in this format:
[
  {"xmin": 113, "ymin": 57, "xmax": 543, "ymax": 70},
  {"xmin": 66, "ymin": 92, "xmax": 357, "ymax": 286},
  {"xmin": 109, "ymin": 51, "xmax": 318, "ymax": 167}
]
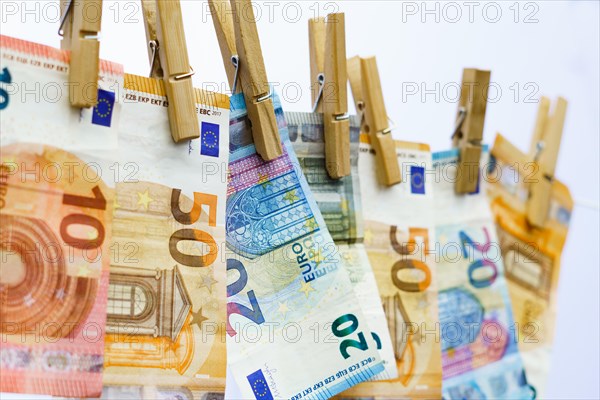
[
  {"xmin": 341, "ymin": 136, "xmax": 443, "ymax": 399},
  {"xmin": 0, "ymin": 36, "xmax": 122, "ymax": 397},
  {"xmin": 287, "ymin": 111, "xmax": 397, "ymax": 381},
  {"xmin": 225, "ymin": 94, "xmax": 385, "ymax": 400},
  {"xmin": 487, "ymin": 134, "xmax": 573, "ymax": 396},
  {"xmin": 98, "ymin": 74, "xmax": 231, "ymax": 399},
  {"xmin": 433, "ymin": 148, "xmax": 534, "ymax": 399}
]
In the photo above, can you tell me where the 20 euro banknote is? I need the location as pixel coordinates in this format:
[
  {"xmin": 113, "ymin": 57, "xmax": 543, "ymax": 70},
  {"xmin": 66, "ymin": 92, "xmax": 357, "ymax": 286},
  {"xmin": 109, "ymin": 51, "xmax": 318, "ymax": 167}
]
[
  {"xmin": 225, "ymin": 94, "xmax": 385, "ymax": 400},
  {"xmin": 433, "ymin": 148, "xmax": 534, "ymax": 399},
  {"xmin": 0, "ymin": 36, "xmax": 121, "ymax": 397},
  {"xmin": 340, "ymin": 137, "xmax": 442, "ymax": 399},
  {"xmin": 488, "ymin": 134, "xmax": 573, "ymax": 396},
  {"xmin": 98, "ymin": 74, "xmax": 230, "ymax": 399},
  {"xmin": 287, "ymin": 111, "xmax": 397, "ymax": 381}
]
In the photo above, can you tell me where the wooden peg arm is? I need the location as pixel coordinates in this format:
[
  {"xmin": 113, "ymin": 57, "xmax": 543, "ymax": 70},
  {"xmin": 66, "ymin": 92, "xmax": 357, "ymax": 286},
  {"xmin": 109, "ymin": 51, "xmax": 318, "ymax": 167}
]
[
  {"xmin": 323, "ymin": 13, "xmax": 349, "ymax": 179},
  {"xmin": 360, "ymin": 56, "xmax": 401, "ymax": 186},
  {"xmin": 454, "ymin": 68, "xmax": 491, "ymax": 194},
  {"xmin": 230, "ymin": 0, "xmax": 282, "ymax": 160},
  {"xmin": 526, "ymin": 97, "xmax": 568, "ymax": 227},
  {"xmin": 141, "ymin": 0, "xmax": 163, "ymax": 77},
  {"xmin": 208, "ymin": 0, "xmax": 237, "ymax": 89},
  {"xmin": 347, "ymin": 55, "xmax": 364, "ymax": 112},
  {"xmin": 155, "ymin": 0, "xmax": 200, "ymax": 142},
  {"xmin": 61, "ymin": 0, "xmax": 103, "ymax": 108},
  {"xmin": 309, "ymin": 17, "xmax": 325, "ymax": 112}
]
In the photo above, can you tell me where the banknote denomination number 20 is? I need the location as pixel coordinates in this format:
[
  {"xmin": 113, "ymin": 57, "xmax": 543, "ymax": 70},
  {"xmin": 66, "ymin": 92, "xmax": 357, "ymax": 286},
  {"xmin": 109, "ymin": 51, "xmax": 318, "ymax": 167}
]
[
  {"xmin": 169, "ymin": 189, "xmax": 218, "ymax": 268},
  {"xmin": 331, "ymin": 314, "xmax": 370, "ymax": 359},
  {"xmin": 459, "ymin": 227, "xmax": 498, "ymax": 289},
  {"xmin": 226, "ymin": 259, "xmax": 265, "ymax": 336}
]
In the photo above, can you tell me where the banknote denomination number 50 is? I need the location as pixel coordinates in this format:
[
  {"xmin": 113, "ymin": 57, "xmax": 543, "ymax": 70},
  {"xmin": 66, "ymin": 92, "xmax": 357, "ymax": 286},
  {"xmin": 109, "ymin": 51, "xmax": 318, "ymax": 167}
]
[{"xmin": 169, "ymin": 189, "xmax": 219, "ymax": 268}]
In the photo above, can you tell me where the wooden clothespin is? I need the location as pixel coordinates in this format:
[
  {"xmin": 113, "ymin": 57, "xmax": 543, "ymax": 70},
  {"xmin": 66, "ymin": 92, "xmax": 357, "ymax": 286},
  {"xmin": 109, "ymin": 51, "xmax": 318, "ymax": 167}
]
[
  {"xmin": 526, "ymin": 97, "xmax": 567, "ymax": 227},
  {"xmin": 140, "ymin": 0, "xmax": 199, "ymax": 142},
  {"xmin": 59, "ymin": 0, "xmax": 102, "ymax": 108},
  {"xmin": 452, "ymin": 68, "xmax": 491, "ymax": 194},
  {"xmin": 209, "ymin": 0, "xmax": 282, "ymax": 161},
  {"xmin": 347, "ymin": 56, "xmax": 401, "ymax": 186},
  {"xmin": 308, "ymin": 18, "xmax": 325, "ymax": 113},
  {"xmin": 308, "ymin": 14, "xmax": 350, "ymax": 179}
]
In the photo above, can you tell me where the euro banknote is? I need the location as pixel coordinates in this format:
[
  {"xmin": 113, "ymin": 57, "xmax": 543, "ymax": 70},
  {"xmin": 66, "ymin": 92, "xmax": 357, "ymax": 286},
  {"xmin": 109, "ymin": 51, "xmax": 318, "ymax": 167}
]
[
  {"xmin": 342, "ymin": 137, "xmax": 443, "ymax": 398},
  {"xmin": 0, "ymin": 35, "xmax": 122, "ymax": 397},
  {"xmin": 287, "ymin": 111, "xmax": 397, "ymax": 381},
  {"xmin": 487, "ymin": 134, "xmax": 573, "ymax": 396},
  {"xmin": 433, "ymin": 148, "xmax": 534, "ymax": 399},
  {"xmin": 97, "ymin": 74, "xmax": 230, "ymax": 399},
  {"xmin": 226, "ymin": 94, "xmax": 385, "ymax": 399}
]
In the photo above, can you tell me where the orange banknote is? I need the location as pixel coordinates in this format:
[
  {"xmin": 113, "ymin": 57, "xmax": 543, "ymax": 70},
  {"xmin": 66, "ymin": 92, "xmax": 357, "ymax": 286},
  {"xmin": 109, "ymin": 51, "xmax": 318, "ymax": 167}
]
[
  {"xmin": 340, "ymin": 138, "xmax": 442, "ymax": 398},
  {"xmin": 488, "ymin": 133, "xmax": 573, "ymax": 395},
  {"xmin": 100, "ymin": 74, "xmax": 230, "ymax": 399},
  {"xmin": 1, "ymin": 36, "xmax": 122, "ymax": 397}
]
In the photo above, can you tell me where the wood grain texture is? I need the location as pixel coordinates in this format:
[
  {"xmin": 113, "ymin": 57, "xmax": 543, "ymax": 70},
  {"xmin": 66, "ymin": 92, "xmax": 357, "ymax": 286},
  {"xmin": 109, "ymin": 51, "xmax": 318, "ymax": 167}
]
[
  {"xmin": 360, "ymin": 56, "xmax": 401, "ymax": 186},
  {"xmin": 208, "ymin": 0, "xmax": 237, "ymax": 89},
  {"xmin": 155, "ymin": 0, "xmax": 200, "ymax": 142},
  {"xmin": 323, "ymin": 13, "xmax": 349, "ymax": 178},
  {"xmin": 526, "ymin": 97, "xmax": 568, "ymax": 227},
  {"xmin": 347, "ymin": 55, "xmax": 363, "ymax": 112},
  {"xmin": 360, "ymin": 56, "xmax": 389, "ymax": 135},
  {"xmin": 141, "ymin": 0, "xmax": 163, "ymax": 78},
  {"xmin": 529, "ymin": 96, "xmax": 551, "ymax": 159},
  {"xmin": 454, "ymin": 68, "xmax": 491, "ymax": 194},
  {"xmin": 230, "ymin": 0, "xmax": 282, "ymax": 160},
  {"xmin": 309, "ymin": 17, "xmax": 325, "ymax": 112},
  {"xmin": 61, "ymin": 0, "xmax": 102, "ymax": 108}
]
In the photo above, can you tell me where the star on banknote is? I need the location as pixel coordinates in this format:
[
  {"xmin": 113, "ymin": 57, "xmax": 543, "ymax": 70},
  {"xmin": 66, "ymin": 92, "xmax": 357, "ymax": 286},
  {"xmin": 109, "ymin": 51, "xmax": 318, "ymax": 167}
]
[
  {"xmin": 197, "ymin": 271, "xmax": 218, "ymax": 293},
  {"xmin": 298, "ymin": 280, "xmax": 315, "ymax": 298},
  {"xmin": 283, "ymin": 189, "xmax": 299, "ymax": 203},
  {"xmin": 257, "ymin": 172, "xmax": 272, "ymax": 188},
  {"xmin": 304, "ymin": 217, "xmax": 318, "ymax": 230},
  {"xmin": 278, "ymin": 301, "xmax": 290, "ymax": 318},
  {"xmin": 190, "ymin": 307, "xmax": 208, "ymax": 329},
  {"xmin": 310, "ymin": 249, "xmax": 324, "ymax": 266},
  {"xmin": 137, "ymin": 189, "xmax": 153, "ymax": 210}
]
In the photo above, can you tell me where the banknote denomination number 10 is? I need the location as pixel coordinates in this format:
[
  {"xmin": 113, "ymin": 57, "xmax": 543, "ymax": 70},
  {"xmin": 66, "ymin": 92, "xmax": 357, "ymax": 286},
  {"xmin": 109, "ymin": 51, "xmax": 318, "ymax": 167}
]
[{"xmin": 61, "ymin": 185, "xmax": 106, "ymax": 248}]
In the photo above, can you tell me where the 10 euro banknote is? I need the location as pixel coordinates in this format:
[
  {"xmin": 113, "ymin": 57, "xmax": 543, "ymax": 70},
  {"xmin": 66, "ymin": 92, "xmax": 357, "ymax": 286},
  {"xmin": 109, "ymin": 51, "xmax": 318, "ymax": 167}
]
[
  {"xmin": 0, "ymin": 35, "xmax": 121, "ymax": 397},
  {"xmin": 225, "ymin": 94, "xmax": 385, "ymax": 399}
]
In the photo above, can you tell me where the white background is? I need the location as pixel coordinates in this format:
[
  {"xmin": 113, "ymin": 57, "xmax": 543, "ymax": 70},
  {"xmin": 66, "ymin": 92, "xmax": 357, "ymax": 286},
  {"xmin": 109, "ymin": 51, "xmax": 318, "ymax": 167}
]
[{"xmin": 1, "ymin": 1, "xmax": 598, "ymax": 399}]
